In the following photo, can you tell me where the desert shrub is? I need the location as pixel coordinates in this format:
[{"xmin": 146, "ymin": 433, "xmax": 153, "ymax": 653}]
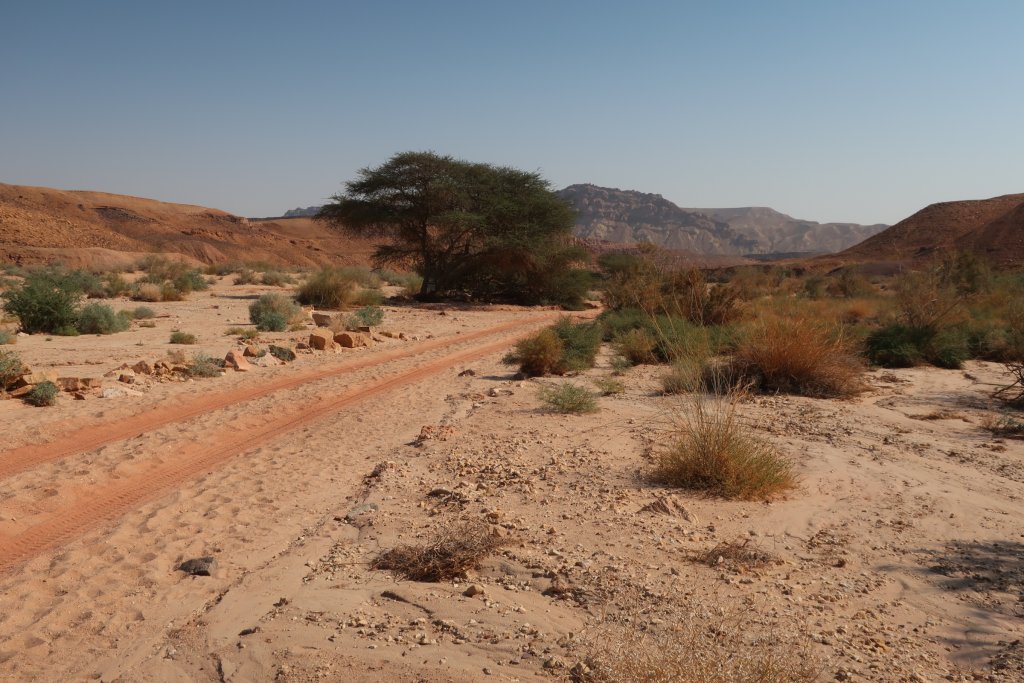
[
  {"xmin": 731, "ymin": 317, "xmax": 863, "ymax": 397},
  {"xmin": 169, "ymin": 330, "xmax": 197, "ymax": 344},
  {"xmin": 654, "ymin": 392, "xmax": 796, "ymax": 500},
  {"xmin": 593, "ymin": 377, "xmax": 625, "ymax": 396},
  {"xmin": 1, "ymin": 268, "xmax": 84, "ymax": 334},
  {"xmin": 249, "ymin": 293, "xmax": 302, "ymax": 332},
  {"xmin": 25, "ymin": 380, "xmax": 58, "ymax": 407},
  {"xmin": 505, "ymin": 328, "xmax": 564, "ymax": 376},
  {"xmin": 538, "ymin": 383, "xmax": 599, "ymax": 413},
  {"xmin": 99, "ymin": 272, "xmax": 131, "ymax": 298},
  {"xmin": 614, "ymin": 327, "xmax": 659, "ymax": 365},
  {"xmin": 0, "ymin": 330, "xmax": 14, "ymax": 345},
  {"xmin": 132, "ymin": 306, "xmax": 156, "ymax": 319},
  {"xmin": 138, "ymin": 255, "xmax": 193, "ymax": 283},
  {"xmin": 371, "ymin": 517, "xmax": 504, "ymax": 582},
  {"xmin": 662, "ymin": 360, "xmax": 702, "ymax": 395},
  {"xmin": 551, "ymin": 317, "xmax": 602, "ymax": 372},
  {"xmin": 353, "ymin": 288, "xmax": 385, "ymax": 306},
  {"xmin": 138, "ymin": 321, "xmax": 156, "ymax": 328},
  {"xmin": 260, "ymin": 270, "xmax": 294, "ymax": 287},
  {"xmin": 983, "ymin": 412, "xmax": 1024, "ymax": 437},
  {"xmin": 380, "ymin": 270, "xmax": 423, "ymax": 297},
  {"xmin": 0, "ymin": 349, "xmax": 24, "ymax": 388},
  {"xmin": 187, "ymin": 353, "xmax": 222, "ymax": 378},
  {"xmin": 130, "ymin": 282, "xmax": 163, "ymax": 302},
  {"xmin": 205, "ymin": 261, "xmax": 243, "ymax": 276},
  {"xmin": 610, "ymin": 355, "xmax": 632, "ymax": 373},
  {"xmin": 993, "ymin": 361, "xmax": 1024, "ymax": 409},
  {"xmin": 576, "ymin": 612, "xmax": 819, "ymax": 683},
  {"xmin": 348, "ymin": 305, "xmax": 384, "ymax": 328},
  {"xmin": 226, "ymin": 326, "xmax": 260, "ymax": 340},
  {"xmin": 827, "ymin": 269, "xmax": 873, "ymax": 298},
  {"xmin": 663, "ymin": 269, "xmax": 744, "ymax": 326},
  {"xmin": 865, "ymin": 323, "xmax": 970, "ymax": 369},
  {"xmin": 234, "ymin": 268, "xmax": 259, "ymax": 285},
  {"xmin": 159, "ymin": 282, "xmax": 186, "ymax": 301},
  {"xmin": 296, "ymin": 267, "xmax": 360, "ymax": 309},
  {"xmin": 76, "ymin": 303, "xmax": 131, "ymax": 334}
]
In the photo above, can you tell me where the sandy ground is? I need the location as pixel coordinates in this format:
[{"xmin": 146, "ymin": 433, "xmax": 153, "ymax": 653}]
[{"xmin": 1, "ymin": 280, "xmax": 1023, "ymax": 682}]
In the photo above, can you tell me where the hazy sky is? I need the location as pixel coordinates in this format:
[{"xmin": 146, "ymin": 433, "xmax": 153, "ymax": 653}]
[{"xmin": 2, "ymin": 1, "xmax": 1022, "ymax": 224}]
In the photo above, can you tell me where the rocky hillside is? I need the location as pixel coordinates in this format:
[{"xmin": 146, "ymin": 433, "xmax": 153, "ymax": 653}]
[
  {"xmin": 558, "ymin": 184, "xmax": 887, "ymax": 256},
  {"xmin": 835, "ymin": 192, "xmax": 1024, "ymax": 267},
  {"xmin": 0, "ymin": 184, "xmax": 378, "ymax": 269},
  {"xmin": 282, "ymin": 206, "xmax": 321, "ymax": 218}
]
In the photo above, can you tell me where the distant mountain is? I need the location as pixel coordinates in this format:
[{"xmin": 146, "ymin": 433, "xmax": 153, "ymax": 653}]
[
  {"xmin": 557, "ymin": 184, "xmax": 887, "ymax": 256},
  {"xmin": 282, "ymin": 206, "xmax": 322, "ymax": 218},
  {"xmin": 835, "ymin": 192, "xmax": 1024, "ymax": 267}
]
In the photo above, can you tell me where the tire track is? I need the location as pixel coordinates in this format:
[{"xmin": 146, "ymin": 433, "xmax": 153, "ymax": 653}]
[
  {"xmin": 0, "ymin": 312, "xmax": 557, "ymax": 480},
  {"xmin": 0, "ymin": 324, "xmax": 545, "ymax": 572}
]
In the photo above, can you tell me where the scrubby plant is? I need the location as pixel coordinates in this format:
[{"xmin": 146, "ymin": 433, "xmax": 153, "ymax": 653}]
[
  {"xmin": 731, "ymin": 317, "xmax": 864, "ymax": 397},
  {"xmin": 593, "ymin": 377, "xmax": 625, "ymax": 396},
  {"xmin": 25, "ymin": 380, "xmax": 59, "ymax": 407},
  {"xmin": 551, "ymin": 317, "xmax": 602, "ymax": 372},
  {"xmin": 75, "ymin": 303, "xmax": 132, "ymax": 335},
  {"xmin": 0, "ymin": 349, "xmax": 24, "ymax": 388},
  {"xmin": 99, "ymin": 272, "xmax": 131, "ymax": 298},
  {"xmin": 130, "ymin": 282, "xmax": 164, "ymax": 302},
  {"xmin": 613, "ymin": 327, "xmax": 659, "ymax": 365},
  {"xmin": 1, "ymin": 267, "xmax": 84, "ymax": 334},
  {"xmin": 169, "ymin": 330, "xmax": 197, "ymax": 344},
  {"xmin": 0, "ymin": 330, "xmax": 14, "ymax": 345},
  {"xmin": 131, "ymin": 306, "xmax": 156, "ymax": 319},
  {"xmin": 173, "ymin": 269, "xmax": 209, "ymax": 294},
  {"xmin": 187, "ymin": 353, "xmax": 222, "ymax": 378},
  {"xmin": 225, "ymin": 326, "xmax": 260, "ymax": 340},
  {"xmin": 234, "ymin": 268, "xmax": 259, "ymax": 285},
  {"xmin": 348, "ymin": 305, "xmax": 384, "ymax": 328},
  {"xmin": 380, "ymin": 270, "xmax": 424, "ymax": 297},
  {"xmin": 249, "ymin": 293, "xmax": 302, "ymax": 332},
  {"xmin": 296, "ymin": 266, "xmax": 360, "ymax": 309},
  {"xmin": 159, "ymin": 282, "xmax": 186, "ymax": 301},
  {"xmin": 662, "ymin": 360, "xmax": 702, "ymax": 395},
  {"xmin": 654, "ymin": 391, "xmax": 796, "ymax": 500},
  {"xmin": 865, "ymin": 323, "xmax": 970, "ymax": 369},
  {"xmin": 505, "ymin": 328, "xmax": 564, "ymax": 376},
  {"xmin": 260, "ymin": 270, "xmax": 294, "ymax": 287},
  {"xmin": 371, "ymin": 517, "xmax": 504, "ymax": 582},
  {"xmin": 538, "ymin": 383, "xmax": 599, "ymax": 414},
  {"xmin": 353, "ymin": 287, "xmax": 385, "ymax": 306}
]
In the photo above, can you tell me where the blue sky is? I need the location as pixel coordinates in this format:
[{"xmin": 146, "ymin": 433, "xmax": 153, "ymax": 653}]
[{"xmin": 2, "ymin": 1, "xmax": 1021, "ymax": 224}]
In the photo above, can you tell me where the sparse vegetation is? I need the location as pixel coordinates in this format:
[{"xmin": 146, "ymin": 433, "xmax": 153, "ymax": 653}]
[
  {"xmin": 538, "ymin": 383, "xmax": 599, "ymax": 414},
  {"xmin": 0, "ymin": 330, "xmax": 14, "ymax": 345},
  {"xmin": 593, "ymin": 377, "xmax": 625, "ymax": 396},
  {"xmin": 234, "ymin": 268, "xmax": 259, "ymax": 285},
  {"xmin": 983, "ymin": 412, "xmax": 1024, "ymax": 438},
  {"xmin": 347, "ymin": 305, "xmax": 384, "ymax": 328},
  {"xmin": 131, "ymin": 306, "xmax": 156, "ymax": 319},
  {"xmin": 187, "ymin": 353, "xmax": 222, "ymax": 378},
  {"xmin": 0, "ymin": 349, "xmax": 24, "ymax": 388},
  {"xmin": 260, "ymin": 270, "xmax": 294, "ymax": 287},
  {"xmin": 169, "ymin": 330, "xmax": 197, "ymax": 344},
  {"xmin": 25, "ymin": 381, "xmax": 59, "ymax": 407},
  {"xmin": 353, "ymin": 288, "xmax": 385, "ymax": 306},
  {"xmin": 371, "ymin": 517, "xmax": 504, "ymax": 582},
  {"xmin": 654, "ymin": 391, "xmax": 796, "ymax": 500},
  {"xmin": 226, "ymin": 326, "xmax": 260, "ymax": 340},
  {"xmin": 296, "ymin": 266, "xmax": 361, "ymax": 309},
  {"xmin": 75, "ymin": 303, "xmax": 132, "ymax": 335},
  {"xmin": 249, "ymin": 293, "xmax": 303, "ymax": 332},
  {"xmin": 506, "ymin": 329, "xmax": 564, "ymax": 376}
]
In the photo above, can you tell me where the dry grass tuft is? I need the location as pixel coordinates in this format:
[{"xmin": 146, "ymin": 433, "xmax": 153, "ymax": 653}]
[
  {"xmin": 694, "ymin": 539, "xmax": 778, "ymax": 569},
  {"xmin": 371, "ymin": 518, "xmax": 505, "ymax": 582},
  {"xmin": 732, "ymin": 316, "xmax": 864, "ymax": 398},
  {"xmin": 570, "ymin": 612, "xmax": 820, "ymax": 683},
  {"xmin": 653, "ymin": 390, "xmax": 796, "ymax": 500}
]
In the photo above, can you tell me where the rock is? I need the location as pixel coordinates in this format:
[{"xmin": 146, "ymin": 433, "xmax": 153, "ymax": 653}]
[
  {"xmin": 178, "ymin": 556, "xmax": 217, "ymax": 576},
  {"xmin": 251, "ymin": 354, "xmax": 282, "ymax": 367},
  {"xmin": 9, "ymin": 385, "xmax": 33, "ymax": 398},
  {"xmin": 458, "ymin": 369, "xmax": 476, "ymax": 377},
  {"xmin": 56, "ymin": 377, "xmax": 83, "ymax": 392},
  {"xmin": 13, "ymin": 370, "xmax": 58, "ymax": 388},
  {"xmin": 357, "ymin": 325, "xmax": 373, "ymax": 334},
  {"xmin": 242, "ymin": 344, "xmax": 262, "ymax": 357},
  {"xmin": 224, "ymin": 350, "xmax": 252, "ymax": 372},
  {"xmin": 463, "ymin": 584, "xmax": 484, "ymax": 598},
  {"xmin": 295, "ymin": 342, "xmax": 310, "ymax": 350},
  {"xmin": 80, "ymin": 377, "xmax": 103, "ymax": 389},
  {"xmin": 73, "ymin": 392, "xmax": 86, "ymax": 400},
  {"xmin": 379, "ymin": 330, "xmax": 397, "ymax": 339},
  {"xmin": 345, "ymin": 503, "xmax": 379, "ymax": 523},
  {"xmin": 118, "ymin": 371, "xmax": 137, "ymax": 384},
  {"xmin": 268, "ymin": 345, "xmax": 297, "ymax": 362},
  {"xmin": 334, "ymin": 332, "xmax": 370, "ymax": 348},
  {"xmin": 132, "ymin": 360, "xmax": 154, "ymax": 375},
  {"xmin": 153, "ymin": 360, "xmax": 173, "ymax": 374},
  {"xmin": 308, "ymin": 328, "xmax": 335, "ymax": 351},
  {"xmin": 101, "ymin": 387, "xmax": 126, "ymax": 399},
  {"xmin": 312, "ymin": 312, "xmax": 334, "ymax": 327}
]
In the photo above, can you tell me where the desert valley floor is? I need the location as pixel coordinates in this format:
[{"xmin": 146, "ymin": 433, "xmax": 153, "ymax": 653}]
[{"xmin": 1, "ymin": 278, "xmax": 1022, "ymax": 682}]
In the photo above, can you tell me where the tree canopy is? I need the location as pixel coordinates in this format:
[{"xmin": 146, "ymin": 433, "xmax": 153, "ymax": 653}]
[{"xmin": 315, "ymin": 151, "xmax": 589, "ymax": 306}]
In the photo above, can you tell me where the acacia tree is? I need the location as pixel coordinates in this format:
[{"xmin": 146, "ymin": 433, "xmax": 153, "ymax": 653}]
[{"xmin": 316, "ymin": 151, "xmax": 587, "ymax": 305}]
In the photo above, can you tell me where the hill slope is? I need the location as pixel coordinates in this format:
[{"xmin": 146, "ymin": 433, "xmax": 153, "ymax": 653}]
[
  {"xmin": 836, "ymin": 192, "xmax": 1024, "ymax": 266},
  {"xmin": 0, "ymin": 184, "xmax": 378, "ymax": 268},
  {"xmin": 558, "ymin": 184, "xmax": 887, "ymax": 256}
]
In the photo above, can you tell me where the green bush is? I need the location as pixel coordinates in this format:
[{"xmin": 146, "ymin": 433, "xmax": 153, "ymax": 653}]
[
  {"xmin": 159, "ymin": 282, "xmax": 186, "ymax": 301},
  {"xmin": 76, "ymin": 303, "xmax": 131, "ymax": 334},
  {"xmin": 614, "ymin": 327, "xmax": 659, "ymax": 365},
  {"xmin": 550, "ymin": 317, "xmax": 601, "ymax": 372},
  {"xmin": 353, "ymin": 288, "xmax": 385, "ymax": 306},
  {"xmin": 296, "ymin": 267, "xmax": 360, "ymax": 309},
  {"xmin": 538, "ymin": 383, "xmax": 599, "ymax": 414},
  {"xmin": 0, "ymin": 330, "xmax": 14, "ymax": 345},
  {"xmin": 234, "ymin": 268, "xmax": 259, "ymax": 285},
  {"xmin": 173, "ymin": 269, "xmax": 209, "ymax": 294},
  {"xmin": 188, "ymin": 353, "xmax": 222, "ymax": 378},
  {"xmin": 99, "ymin": 272, "xmax": 131, "ymax": 298},
  {"xmin": 348, "ymin": 305, "xmax": 384, "ymax": 328},
  {"xmin": 506, "ymin": 328, "xmax": 564, "ymax": 376},
  {"xmin": 1, "ymin": 268, "xmax": 84, "ymax": 334},
  {"xmin": 865, "ymin": 323, "xmax": 970, "ymax": 369},
  {"xmin": 0, "ymin": 349, "xmax": 24, "ymax": 388},
  {"xmin": 593, "ymin": 377, "xmax": 625, "ymax": 396},
  {"xmin": 249, "ymin": 293, "xmax": 302, "ymax": 332},
  {"xmin": 260, "ymin": 271, "xmax": 294, "ymax": 287},
  {"xmin": 25, "ymin": 380, "xmax": 59, "ymax": 407},
  {"xmin": 132, "ymin": 306, "xmax": 156, "ymax": 319},
  {"xmin": 169, "ymin": 330, "xmax": 197, "ymax": 344}
]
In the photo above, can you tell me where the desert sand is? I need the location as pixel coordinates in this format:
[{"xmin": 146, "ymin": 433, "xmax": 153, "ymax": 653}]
[{"xmin": 1, "ymin": 278, "xmax": 1022, "ymax": 682}]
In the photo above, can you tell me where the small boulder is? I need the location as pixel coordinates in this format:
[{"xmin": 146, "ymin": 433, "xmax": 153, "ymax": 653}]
[
  {"xmin": 132, "ymin": 360, "xmax": 154, "ymax": 375},
  {"xmin": 178, "ymin": 556, "xmax": 217, "ymax": 576},
  {"xmin": 463, "ymin": 584, "xmax": 484, "ymax": 598},
  {"xmin": 9, "ymin": 385, "xmax": 33, "ymax": 398},
  {"xmin": 224, "ymin": 350, "xmax": 252, "ymax": 372},
  {"xmin": 334, "ymin": 332, "xmax": 370, "ymax": 348},
  {"xmin": 268, "ymin": 345, "xmax": 297, "ymax": 362},
  {"xmin": 118, "ymin": 371, "xmax": 137, "ymax": 384},
  {"xmin": 242, "ymin": 344, "xmax": 262, "ymax": 357},
  {"xmin": 309, "ymin": 329, "xmax": 335, "ymax": 351},
  {"xmin": 56, "ymin": 377, "xmax": 83, "ymax": 392},
  {"xmin": 311, "ymin": 312, "xmax": 334, "ymax": 327},
  {"xmin": 13, "ymin": 370, "xmax": 58, "ymax": 388}
]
